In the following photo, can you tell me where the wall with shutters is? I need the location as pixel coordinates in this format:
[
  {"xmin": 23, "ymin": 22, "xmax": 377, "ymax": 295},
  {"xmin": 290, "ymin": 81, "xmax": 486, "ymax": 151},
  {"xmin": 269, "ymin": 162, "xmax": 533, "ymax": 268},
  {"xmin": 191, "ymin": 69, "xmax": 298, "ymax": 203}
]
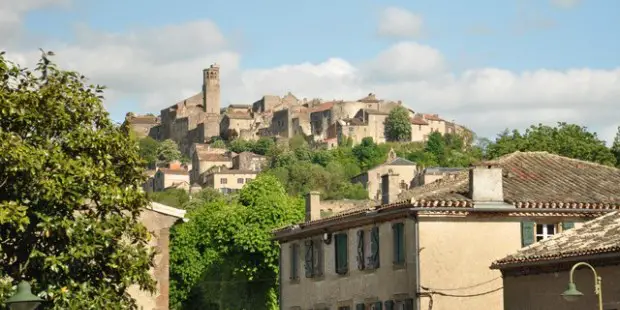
[
  {"xmin": 417, "ymin": 216, "xmax": 585, "ymax": 310},
  {"xmin": 280, "ymin": 219, "xmax": 417, "ymax": 309},
  {"xmin": 503, "ymin": 263, "xmax": 620, "ymax": 310}
]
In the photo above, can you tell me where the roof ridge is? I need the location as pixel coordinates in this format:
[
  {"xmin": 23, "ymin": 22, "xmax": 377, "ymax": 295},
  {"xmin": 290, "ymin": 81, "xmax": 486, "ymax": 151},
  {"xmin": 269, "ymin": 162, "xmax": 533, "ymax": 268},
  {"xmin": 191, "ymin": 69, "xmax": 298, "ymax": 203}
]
[{"xmin": 483, "ymin": 151, "xmax": 619, "ymax": 171}]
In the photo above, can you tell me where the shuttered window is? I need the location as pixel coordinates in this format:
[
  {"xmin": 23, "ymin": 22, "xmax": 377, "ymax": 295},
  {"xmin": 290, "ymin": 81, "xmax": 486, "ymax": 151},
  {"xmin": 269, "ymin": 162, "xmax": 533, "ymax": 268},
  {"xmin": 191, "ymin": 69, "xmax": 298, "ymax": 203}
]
[
  {"xmin": 370, "ymin": 226, "xmax": 380, "ymax": 269},
  {"xmin": 290, "ymin": 243, "xmax": 299, "ymax": 280},
  {"xmin": 304, "ymin": 240, "xmax": 315, "ymax": 278},
  {"xmin": 392, "ymin": 222, "xmax": 405, "ymax": 265},
  {"xmin": 520, "ymin": 221, "xmax": 535, "ymax": 247},
  {"xmin": 335, "ymin": 233, "xmax": 349, "ymax": 275},
  {"xmin": 356, "ymin": 229, "xmax": 365, "ymax": 270}
]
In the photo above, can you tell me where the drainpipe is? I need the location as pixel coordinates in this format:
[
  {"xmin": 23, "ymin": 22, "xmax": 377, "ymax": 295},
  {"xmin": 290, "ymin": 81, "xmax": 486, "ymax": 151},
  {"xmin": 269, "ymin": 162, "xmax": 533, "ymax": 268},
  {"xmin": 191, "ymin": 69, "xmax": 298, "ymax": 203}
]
[
  {"xmin": 411, "ymin": 213, "xmax": 421, "ymax": 310},
  {"xmin": 278, "ymin": 243, "xmax": 283, "ymax": 310}
]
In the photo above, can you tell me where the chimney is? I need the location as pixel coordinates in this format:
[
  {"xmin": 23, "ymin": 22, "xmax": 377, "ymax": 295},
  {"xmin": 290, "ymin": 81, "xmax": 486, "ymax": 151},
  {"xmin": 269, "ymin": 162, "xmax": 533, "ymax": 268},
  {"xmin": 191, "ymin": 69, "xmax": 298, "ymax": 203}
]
[
  {"xmin": 381, "ymin": 173, "xmax": 400, "ymax": 205},
  {"xmin": 305, "ymin": 191, "xmax": 321, "ymax": 222},
  {"xmin": 469, "ymin": 165, "xmax": 504, "ymax": 203}
]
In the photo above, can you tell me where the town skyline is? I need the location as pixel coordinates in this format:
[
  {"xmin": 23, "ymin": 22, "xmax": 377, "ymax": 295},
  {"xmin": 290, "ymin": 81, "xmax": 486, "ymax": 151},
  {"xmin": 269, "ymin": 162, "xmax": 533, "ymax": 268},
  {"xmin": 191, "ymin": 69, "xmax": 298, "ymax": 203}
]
[{"xmin": 2, "ymin": 0, "xmax": 619, "ymax": 143}]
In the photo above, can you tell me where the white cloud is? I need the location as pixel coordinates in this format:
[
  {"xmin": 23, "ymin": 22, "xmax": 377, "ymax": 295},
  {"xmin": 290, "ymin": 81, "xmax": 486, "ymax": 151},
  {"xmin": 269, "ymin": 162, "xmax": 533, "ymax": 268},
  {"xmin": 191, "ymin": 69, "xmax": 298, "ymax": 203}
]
[
  {"xmin": 377, "ymin": 7, "xmax": 424, "ymax": 39},
  {"xmin": 4, "ymin": 4, "xmax": 619, "ymax": 145},
  {"xmin": 550, "ymin": 0, "xmax": 582, "ymax": 9}
]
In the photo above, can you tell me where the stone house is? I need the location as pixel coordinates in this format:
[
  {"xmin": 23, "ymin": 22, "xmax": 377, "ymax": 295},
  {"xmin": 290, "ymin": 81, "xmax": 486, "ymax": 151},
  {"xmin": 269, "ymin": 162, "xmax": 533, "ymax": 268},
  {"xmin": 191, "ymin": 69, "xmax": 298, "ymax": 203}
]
[
  {"xmin": 422, "ymin": 113, "xmax": 445, "ymax": 134},
  {"xmin": 202, "ymin": 169, "xmax": 259, "ymax": 194},
  {"xmin": 124, "ymin": 113, "xmax": 160, "ymax": 138},
  {"xmin": 274, "ymin": 151, "xmax": 620, "ymax": 310},
  {"xmin": 128, "ymin": 202, "xmax": 187, "ymax": 310},
  {"xmin": 190, "ymin": 150, "xmax": 233, "ymax": 186},
  {"xmin": 153, "ymin": 163, "xmax": 190, "ymax": 192},
  {"xmin": 220, "ymin": 112, "xmax": 254, "ymax": 139},
  {"xmin": 232, "ymin": 151, "xmax": 267, "ymax": 171},
  {"xmin": 410, "ymin": 115, "xmax": 431, "ymax": 142},
  {"xmin": 491, "ymin": 211, "xmax": 620, "ymax": 310},
  {"xmin": 143, "ymin": 169, "xmax": 157, "ymax": 193},
  {"xmin": 351, "ymin": 149, "xmax": 417, "ymax": 200}
]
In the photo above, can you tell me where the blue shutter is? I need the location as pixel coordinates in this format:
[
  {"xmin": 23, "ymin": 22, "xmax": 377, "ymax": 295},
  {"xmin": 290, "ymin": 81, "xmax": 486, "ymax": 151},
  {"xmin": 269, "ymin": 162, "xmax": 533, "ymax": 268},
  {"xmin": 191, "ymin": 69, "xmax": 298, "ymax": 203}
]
[
  {"xmin": 371, "ymin": 226, "xmax": 380, "ymax": 268},
  {"xmin": 289, "ymin": 243, "xmax": 298, "ymax": 280},
  {"xmin": 374, "ymin": 301, "xmax": 383, "ymax": 310},
  {"xmin": 521, "ymin": 221, "xmax": 535, "ymax": 247},
  {"xmin": 357, "ymin": 229, "xmax": 365, "ymax": 270}
]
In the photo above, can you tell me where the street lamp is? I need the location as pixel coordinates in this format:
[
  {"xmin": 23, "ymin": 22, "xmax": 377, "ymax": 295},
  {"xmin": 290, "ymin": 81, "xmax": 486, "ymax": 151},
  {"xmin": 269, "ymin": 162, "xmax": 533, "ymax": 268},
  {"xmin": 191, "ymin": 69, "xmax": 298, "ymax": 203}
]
[
  {"xmin": 5, "ymin": 281, "xmax": 44, "ymax": 310},
  {"xmin": 561, "ymin": 262, "xmax": 603, "ymax": 310}
]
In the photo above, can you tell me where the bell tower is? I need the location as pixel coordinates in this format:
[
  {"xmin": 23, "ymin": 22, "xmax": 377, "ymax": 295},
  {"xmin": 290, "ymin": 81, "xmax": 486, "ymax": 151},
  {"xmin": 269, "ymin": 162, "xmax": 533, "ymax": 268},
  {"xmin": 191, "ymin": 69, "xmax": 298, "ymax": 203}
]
[{"xmin": 202, "ymin": 64, "xmax": 221, "ymax": 115}]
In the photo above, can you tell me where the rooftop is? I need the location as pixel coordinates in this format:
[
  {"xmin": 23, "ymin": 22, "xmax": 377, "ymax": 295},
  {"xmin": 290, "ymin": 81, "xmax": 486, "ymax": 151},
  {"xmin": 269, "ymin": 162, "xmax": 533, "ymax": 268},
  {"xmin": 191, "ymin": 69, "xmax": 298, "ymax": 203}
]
[
  {"xmin": 197, "ymin": 152, "xmax": 231, "ymax": 162},
  {"xmin": 491, "ymin": 211, "xmax": 620, "ymax": 269},
  {"xmin": 158, "ymin": 168, "xmax": 188, "ymax": 175},
  {"xmin": 398, "ymin": 151, "xmax": 620, "ymax": 208}
]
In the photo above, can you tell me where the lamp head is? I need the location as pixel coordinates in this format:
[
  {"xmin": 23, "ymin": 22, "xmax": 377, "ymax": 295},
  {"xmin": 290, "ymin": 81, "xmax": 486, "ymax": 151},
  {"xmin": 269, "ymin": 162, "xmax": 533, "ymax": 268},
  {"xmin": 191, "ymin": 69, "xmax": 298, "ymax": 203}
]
[
  {"xmin": 5, "ymin": 281, "xmax": 44, "ymax": 310},
  {"xmin": 561, "ymin": 282, "xmax": 584, "ymax": 302}
]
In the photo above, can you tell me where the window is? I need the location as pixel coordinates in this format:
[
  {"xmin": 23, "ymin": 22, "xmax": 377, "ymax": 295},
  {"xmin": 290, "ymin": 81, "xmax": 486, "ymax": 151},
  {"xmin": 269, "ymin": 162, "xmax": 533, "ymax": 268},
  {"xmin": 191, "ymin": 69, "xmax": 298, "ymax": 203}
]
[
  {"xmin": 356, "ymin": 227, "xmax": 380, "ymax": 270},
  {"xmin": 304, "ymin": 239, "xmax": 323, "ymax": 278},
  {"xmin": 392, "ymin": 222, "xmax": 405, "ymax": 265},
  {"xmin": 335, "ymin": 233, "xmax": 348, "ymax": 275},
  {"xmin": 535, "ymin": 223, "xmax": 556, "ymax": 241},
  {"xmin": 237, "ymin": 178, "xmax": 244, "ymax": 184},
  {"xmin": 399, "ymin": 180, "xmax": 408, "ymax": 190},
  {"xmin": 289, "ymin": 243, "xmax": 299, "ymax": 281},
  {"xmin": 385, "ymin": 299, "xmax": 414, "ymax": 310},
  {"xmin": 338, "ymin": 307, "xmax": 351, "ymax": 310},
  {"xmin": 355, "ymin": 302, "xmax": 382, "ymax": 310},
  {"xmin": 521, "ymin": 221, "xmax": 575, "ymax": 247},
  {"xmin": 220, "ymin": 178, "xmax": 227, "ymax": 184}
]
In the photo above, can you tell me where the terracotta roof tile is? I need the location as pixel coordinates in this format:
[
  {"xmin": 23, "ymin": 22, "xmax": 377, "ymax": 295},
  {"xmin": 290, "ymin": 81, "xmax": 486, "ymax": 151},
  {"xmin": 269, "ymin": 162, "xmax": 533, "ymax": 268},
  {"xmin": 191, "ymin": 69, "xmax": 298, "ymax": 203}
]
[
  {"xmin": 410, "ymin": 117, "xmax": 429, "ymax": 125},
  {"xmin": 399, "ymin": 151, "xmax": 620, "ymax": 207},
  {"xmin": 491, "ymin": 211, "xmax": 620, "ymax": 268},
  {"xmin": 423, "ymin": 114, "xmax": 444, "ymax": 121},
  {"xmin": 158, "ymin": 168, "xmax": 188, "ymax": 175},
  {"xmin": 197, "ymin": 152, "xmax": 231, "ymax": 162},
  {"xmin": 310, "ymin": 102, "xmax": 335, "ymax": 113}
]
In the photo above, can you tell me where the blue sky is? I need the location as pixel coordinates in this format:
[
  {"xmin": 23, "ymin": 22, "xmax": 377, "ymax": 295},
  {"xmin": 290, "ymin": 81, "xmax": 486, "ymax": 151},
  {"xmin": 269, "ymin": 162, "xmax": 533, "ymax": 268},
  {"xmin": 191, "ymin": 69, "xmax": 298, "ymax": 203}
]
[{"xmin": 6, "ymin": 0, "xmax": 620, "ymax": 141}]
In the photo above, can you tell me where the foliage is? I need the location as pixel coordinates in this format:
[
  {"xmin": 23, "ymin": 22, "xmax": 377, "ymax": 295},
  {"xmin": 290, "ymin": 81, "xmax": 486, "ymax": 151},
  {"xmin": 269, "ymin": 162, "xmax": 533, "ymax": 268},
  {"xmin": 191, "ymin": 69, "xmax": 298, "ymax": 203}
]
[
  {"xmin": 137, "ymin": 136, "xmax": 160, "ymax": 167},
  {"xmin": 611, "ymin": 126, "xmax": 620, "ymax": 167},
  {"xmin": 486, "ymin": 123, "xmax": 617, "ymax": 166},
  {"xmin": 0, "ymin": 51, "xmax": 154, "ymax": 308},
  {"xmin": 209, "ymin": 139, "xmax": 227, "ymax": 149},
  {"xmin": 158, "ymin": 139, "xmax": 182, "ymax": 163},
  {"xmin": 148, "ymin": 189, "xmax": 190, "ymax": 209},
  {"xmin": 384, "ymin": 106, "xmax": 412, "ymax": 142},
  {"xmin": 169, "ymin": 175, "xmax": 303, "ymax": 310},
  {"xmin": 352, "ymin": 137, "xmax": 387, "ymax": 171}
]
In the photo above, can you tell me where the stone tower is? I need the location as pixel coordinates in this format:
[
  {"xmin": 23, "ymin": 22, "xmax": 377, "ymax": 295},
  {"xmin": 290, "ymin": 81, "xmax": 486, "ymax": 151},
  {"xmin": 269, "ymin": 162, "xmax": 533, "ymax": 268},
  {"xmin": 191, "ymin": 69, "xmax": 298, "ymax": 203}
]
[
  {"xmin": 202, "ymin": 64, "xmax": 221, "ymax": 140},
  {"xmin": 202, "ymin": 64, "xmax": 221, "ymax": 114}
]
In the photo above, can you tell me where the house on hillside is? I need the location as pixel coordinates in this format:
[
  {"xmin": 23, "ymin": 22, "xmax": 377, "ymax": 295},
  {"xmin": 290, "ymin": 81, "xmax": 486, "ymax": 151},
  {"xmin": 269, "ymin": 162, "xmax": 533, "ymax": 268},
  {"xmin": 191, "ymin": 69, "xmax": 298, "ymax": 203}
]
[
  {"xmin": 153, "ymin": 162, "xmax": 190, "ymax": 192},
  {"xmin": 491, "ymin": 211, "xmax": 620, "ymax": 310},
  {"xmin": 273, "ymin": 151, "xmax": 620, "ymax": 310},
  {"xmin": 351, "ymin": 149, "xmax": 417, "ymax": 200}
]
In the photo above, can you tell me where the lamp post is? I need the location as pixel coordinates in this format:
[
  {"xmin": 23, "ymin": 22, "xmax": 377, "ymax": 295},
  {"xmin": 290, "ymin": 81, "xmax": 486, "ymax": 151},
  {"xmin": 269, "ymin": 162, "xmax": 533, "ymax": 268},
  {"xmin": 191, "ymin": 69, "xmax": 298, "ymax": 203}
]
[
  {"xmin": 5, "ymin": 281, "xmax": 44, "ymax": 310},
  {"xmin": 561, "ymin": 262, "xmax": 603, "ymax": 310}
]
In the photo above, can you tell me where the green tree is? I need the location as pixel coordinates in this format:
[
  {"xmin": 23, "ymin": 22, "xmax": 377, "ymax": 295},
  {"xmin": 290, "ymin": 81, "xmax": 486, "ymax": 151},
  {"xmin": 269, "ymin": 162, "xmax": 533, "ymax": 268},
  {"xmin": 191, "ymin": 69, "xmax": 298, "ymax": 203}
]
[
  {"xmin": 0, "ymin": 51, "xmax": 154, "ymax": 308},
  {"xmin": 352, "ymin": 137, "xmax": 386, "ymax": 171},
  {"xmin": 229, "ymin": 139, "xmax": 255, "ymax": 153},
  {"xmin": 138, "ymin": 136, "xmax": 160, "ymax": 167},
  {"xmin": 384, "ymin": 106, "xmax": 412, "ymax": 142},
  {"xmin": 209, "ymin": 139, "xmax": 226, "ymax": 149},
  {"xmin": 253, "ymin": 137, "xmax": 275, "ymax": 155},
  {"xmin": 611, "ymin": 126, "xmax": 620, "ymax": 167},
  {"xmin": 425, "ymin": 132, "xmax": 446, "ymax": 162},
  {"xmin": 486, "ymin": 123, "xmax": 616, "ymax": 166},
  {"xmin": 158, "ymin": 139, "xmax": 182, "ymax": 163},
  {"xmin": 148, "ymin": 189, "xmax": 190, "ymax": 209},
  {"xmin": 169, "ymin": 175, "xmax": 303, "ymax": 309}
]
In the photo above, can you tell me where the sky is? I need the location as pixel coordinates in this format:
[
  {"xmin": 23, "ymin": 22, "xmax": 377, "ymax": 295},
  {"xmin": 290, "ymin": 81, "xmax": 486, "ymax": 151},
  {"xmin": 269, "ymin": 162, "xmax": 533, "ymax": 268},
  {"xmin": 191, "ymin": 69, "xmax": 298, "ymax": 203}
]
[{"xmin": 2, "ymin": 0, "xmax": 619, "ymax": 143}]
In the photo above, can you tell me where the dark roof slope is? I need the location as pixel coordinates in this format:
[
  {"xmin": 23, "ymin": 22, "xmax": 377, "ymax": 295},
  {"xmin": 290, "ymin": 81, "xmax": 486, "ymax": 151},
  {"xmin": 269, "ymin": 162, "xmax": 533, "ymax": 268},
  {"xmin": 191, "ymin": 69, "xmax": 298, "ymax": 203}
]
[
  {"xmin": 492, "ymin": 211, "xmax": 620, "ymax": 268},
  {"xmin": 387, "ymin": 157, "xmax": 416, "ymax": 166},
  {"xmin": 399, "ymin": 151, "xmax": 620, "ymax": 208}
]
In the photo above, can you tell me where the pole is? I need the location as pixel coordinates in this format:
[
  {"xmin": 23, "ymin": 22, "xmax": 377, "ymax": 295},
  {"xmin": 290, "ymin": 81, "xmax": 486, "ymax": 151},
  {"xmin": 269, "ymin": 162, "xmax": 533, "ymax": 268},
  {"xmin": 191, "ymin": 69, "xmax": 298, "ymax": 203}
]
[{"xmin": 568, "ymin": 262, "xmax": 603, "ymax": 310}]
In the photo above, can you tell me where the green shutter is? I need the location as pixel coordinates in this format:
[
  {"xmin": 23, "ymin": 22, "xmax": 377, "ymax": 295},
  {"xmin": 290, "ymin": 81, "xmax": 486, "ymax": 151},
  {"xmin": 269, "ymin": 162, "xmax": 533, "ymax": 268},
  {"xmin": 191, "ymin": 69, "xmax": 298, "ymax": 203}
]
[
  {"xmin": 314, "ymin": 241, "xmax": 324, "ymax": 276},
  {"xmin": 304, "ymin": 240, "xmax": 314, "ymax": 278},
  {"xmin": 384, "ymin": 300, "xmax": 394, "ymax": 310},
  {"xmin": 374, "ymin": 301, "xmax": 382, "ymax": 310},
  {"xmin": 357, "ymin": 229, "xmax": 365, "ymax": 270},
  {"xmin": 355, "ymin": 304, "xmax": 365, "ymax": 310},
  {"xmin": 335, "ymin": 233, "xmax": 348, "ymax": 275},
  {"xmin": 521, "ymin": 221, "xmax": 535, "ymax": 247},
  {"xmin": 562, "ymin": 221, "xmax": 575, "ymax": 231},
  {"xmin": 371, "ymin": 226, "xmax": 380, "ymax": 268},
  {"xmin": 392, "ymin": 222, "xmax": 405, "ymax": 264},
  {"xmin": 290, "ymin": 244, "xmax": 298, "ymax": 280},
  {"xmin": 404, "ymin": 298, "xmax": 414, "ymax": 310}
]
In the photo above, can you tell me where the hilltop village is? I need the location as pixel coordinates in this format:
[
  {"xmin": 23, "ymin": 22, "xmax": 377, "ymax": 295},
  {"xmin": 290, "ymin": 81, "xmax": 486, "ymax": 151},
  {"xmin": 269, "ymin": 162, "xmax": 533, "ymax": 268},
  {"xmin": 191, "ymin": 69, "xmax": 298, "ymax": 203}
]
[{"xmin": 126, "ymin": 64, "xmax": 472, "ymax": 196}]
